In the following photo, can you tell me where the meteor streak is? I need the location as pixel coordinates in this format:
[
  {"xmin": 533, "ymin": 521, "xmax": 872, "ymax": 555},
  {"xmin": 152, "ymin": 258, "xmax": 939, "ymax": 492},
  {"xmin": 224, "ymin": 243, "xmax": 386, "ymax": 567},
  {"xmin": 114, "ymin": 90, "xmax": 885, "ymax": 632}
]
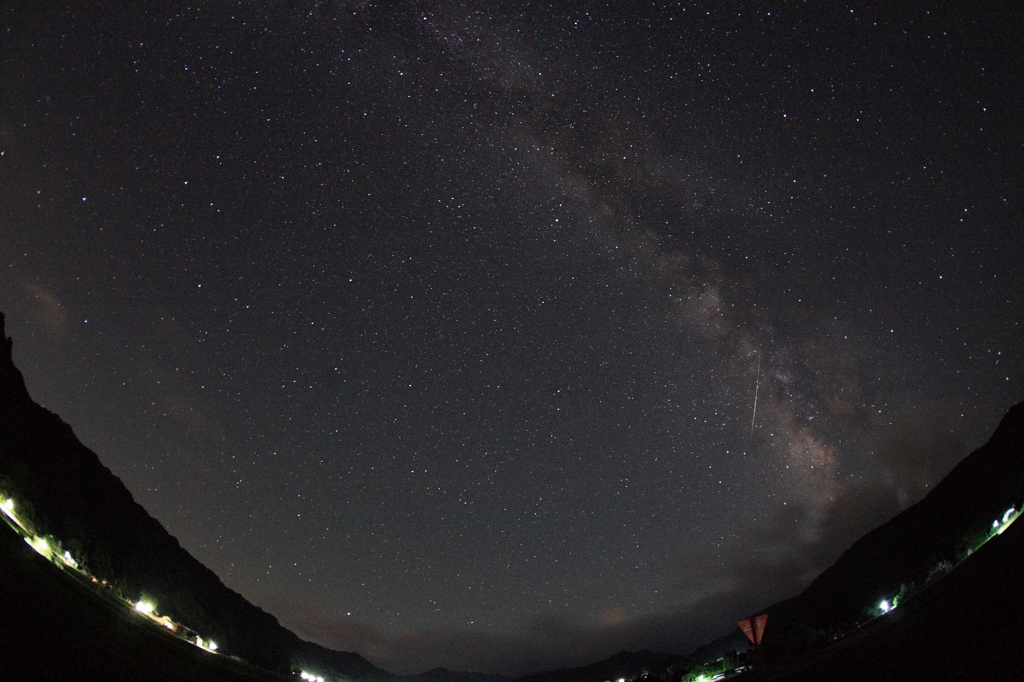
[{"xmin": 750, "ymin": 352, "xmax": 760, "ymax": 437}]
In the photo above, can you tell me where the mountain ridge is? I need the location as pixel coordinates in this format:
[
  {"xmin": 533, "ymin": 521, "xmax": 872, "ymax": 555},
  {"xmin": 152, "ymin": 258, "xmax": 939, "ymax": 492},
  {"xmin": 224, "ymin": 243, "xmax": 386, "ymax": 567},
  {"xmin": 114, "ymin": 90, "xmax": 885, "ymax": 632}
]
[
  {"xmin": 763, "ymin": 399, "xmax": 1024, "ymax": 633},
  {"xmin": 504, "ymin": 399, "xmax": 1024, "ymax": 682},
  {"xmin": 2, "ymin": 308, "xmax": 1022, "ymax": 680},
  {"xmin": 0, "ymin": 311, "xmax": 484, "ymax": 680}
]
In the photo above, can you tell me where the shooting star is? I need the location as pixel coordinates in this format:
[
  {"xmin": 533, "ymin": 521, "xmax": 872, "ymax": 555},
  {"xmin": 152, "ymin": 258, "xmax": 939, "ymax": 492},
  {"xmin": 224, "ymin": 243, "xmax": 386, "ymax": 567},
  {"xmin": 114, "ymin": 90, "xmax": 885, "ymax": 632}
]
[{"xmin": 750, "ymin": 351, "xmax": 760, "ymax": 437}]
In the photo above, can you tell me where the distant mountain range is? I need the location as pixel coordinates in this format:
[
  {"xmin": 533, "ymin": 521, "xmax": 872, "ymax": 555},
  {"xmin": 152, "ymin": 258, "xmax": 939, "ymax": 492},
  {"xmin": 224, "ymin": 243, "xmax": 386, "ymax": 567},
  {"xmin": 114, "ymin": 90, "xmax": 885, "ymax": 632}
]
[
  {"xmin": 518, "ymin": 650, "xmax": 693, "ymax": 682},
  {"xmin": 1, "ymin": 308, "xmax": 1022, "ymax": 681}
]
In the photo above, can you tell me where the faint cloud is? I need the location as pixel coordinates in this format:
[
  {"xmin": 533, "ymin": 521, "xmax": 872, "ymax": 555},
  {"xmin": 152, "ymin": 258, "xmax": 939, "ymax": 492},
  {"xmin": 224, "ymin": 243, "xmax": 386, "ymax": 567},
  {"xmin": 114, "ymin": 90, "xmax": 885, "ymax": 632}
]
[
  {"xmin": 598, "ymin": 608, "xmax": 630, "ymax": 627},
  {"xmin": 871, "ymin": 407, "xmax": 967, "ymax": 507},
  {"xmin": 279, "ymin": 479, "xmax": 908, "ymax": 677},
  {"xmin": 24, "ymin": 282, "xmax": 69, "ymax": 335}
]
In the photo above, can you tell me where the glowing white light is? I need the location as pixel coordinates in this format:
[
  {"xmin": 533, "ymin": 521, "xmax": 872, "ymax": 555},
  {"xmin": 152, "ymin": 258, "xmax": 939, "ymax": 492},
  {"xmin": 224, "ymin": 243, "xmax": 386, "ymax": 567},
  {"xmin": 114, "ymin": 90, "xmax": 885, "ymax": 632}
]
[
  {"xmin": 135, "ymin": 601, "xmax": 155, "ymax": 614},
  {"xmin": 4, "ymin": 498, "xmax": 12, "ymax": 511},
  {"xmin": 1003, "ymin": 508, "xmax": 1016, "ymax": 524},
  {"xmin": 208, "ymin": 641, "xmax": 218, "ymax": 651},
  {"xmin": 879, "ymin": 600, "xmax": 890, "ymax": 614},
  {"xmin": 994, "ymin": 519, "xmax": 1001, "ymax": 529}
]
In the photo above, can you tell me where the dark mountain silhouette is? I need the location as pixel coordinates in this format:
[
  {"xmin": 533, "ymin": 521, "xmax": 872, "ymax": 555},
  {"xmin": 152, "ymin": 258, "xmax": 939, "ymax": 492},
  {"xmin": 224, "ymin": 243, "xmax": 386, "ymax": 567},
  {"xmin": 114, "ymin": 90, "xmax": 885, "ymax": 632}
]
[
  {"xmin": 0, "ymin": 505, "xmax": 291, "ymax": 681},
  {"xmin": 2, "ymin": 306, "xmax": 1022, "ymax": 680},
  {"xmin": 518, "ymin": 650, "xmax": 693, "ymax": 682},
  {"xmin": 0, "ymin": 311, "xmax": 503, "ymax": 682},
  {"xmin": 761, "ymin": 399, "xmax": 1024, "ymax": 634},
  {"xmin": 417, "ymin": 668, "xmax": 513, "ymax": 682},
  {"xmin": 744, "ymin": 479, "xmax": 1024, "ymax": 681},
  {"xmin": 502, "ymin": 399, "xmax": 1024, "ymax": 682}
]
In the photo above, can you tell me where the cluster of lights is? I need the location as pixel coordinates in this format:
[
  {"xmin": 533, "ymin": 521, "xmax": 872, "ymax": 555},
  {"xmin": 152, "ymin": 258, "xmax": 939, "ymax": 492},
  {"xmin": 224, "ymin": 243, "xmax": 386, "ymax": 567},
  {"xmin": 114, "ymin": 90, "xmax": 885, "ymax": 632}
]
[
  {"xmin": 136, "ymin": 601, "xmax": 218, "ymax": 652},
  {"xmin": 992, "ymin": 507, "xmax": 1017, "ymax": 535},
  {"xmin": 877, "ymin": 507, "xmax": 1020, "ymax": 621},
  {"xmin": 0, "ymin": 490, "xmax": 250, "ymax": 665},
  {"xmin": 300, "ymin": 673, "xmax": 325, "ymax": 682},
  {"xmin": 194, "ymin": 636, "xmax": 219, "ymax": 652},
  {"xmin": 27, "ymin": 536, "xmax": 50, "ymax": 555}
]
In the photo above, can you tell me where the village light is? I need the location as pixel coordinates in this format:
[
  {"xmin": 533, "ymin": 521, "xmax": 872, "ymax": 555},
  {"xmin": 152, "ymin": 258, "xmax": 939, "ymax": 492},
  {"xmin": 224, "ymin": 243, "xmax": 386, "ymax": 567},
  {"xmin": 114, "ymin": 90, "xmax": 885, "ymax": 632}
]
[
  {"xmin": 135, "ymin": 601, "xmax": 155, "ymax": 614},
  {"xmin": 4, "ymin": 498, "xmax": 12, "ymax": 511},
  {"xmin": 1003, "ymin": 508, "xmax": 1016, "ymax": 524},
  {"xmin": 879, "ymin": 600, "xmax": 890, "ymax": 614},
  {"xmin": 208, "ymin": 641, "xmax": 218, "ymax": 651}
]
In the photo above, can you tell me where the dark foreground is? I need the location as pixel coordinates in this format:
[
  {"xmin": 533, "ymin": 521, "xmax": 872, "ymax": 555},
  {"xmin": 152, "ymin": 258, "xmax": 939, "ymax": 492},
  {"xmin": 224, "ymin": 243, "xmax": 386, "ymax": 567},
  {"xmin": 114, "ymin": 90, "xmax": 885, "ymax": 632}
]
[
  {"xmin": 0, "ymin": 517, "xmax": 288, "ymax": 682},
  {"xmin": 744, "ymin": 508, "xmax": 1024, "ymax": 682},
  {"xmin": 6, "ymin": 485, "xmax": 1024, "ymax": 682}
]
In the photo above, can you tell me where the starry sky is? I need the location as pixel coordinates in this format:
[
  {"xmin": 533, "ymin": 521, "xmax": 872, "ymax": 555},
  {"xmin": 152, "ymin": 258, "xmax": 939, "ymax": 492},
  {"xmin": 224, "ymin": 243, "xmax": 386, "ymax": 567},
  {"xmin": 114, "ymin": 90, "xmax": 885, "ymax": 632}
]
[{"xmin": 2, "ymin": 1, "xmax": 1023, "ymax": 675}]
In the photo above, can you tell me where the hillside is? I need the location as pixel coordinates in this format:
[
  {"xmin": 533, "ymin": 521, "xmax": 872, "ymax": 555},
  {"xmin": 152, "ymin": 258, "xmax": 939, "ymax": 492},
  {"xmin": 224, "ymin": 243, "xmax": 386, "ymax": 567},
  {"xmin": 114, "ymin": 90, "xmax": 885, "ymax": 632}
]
[
  {"xmin": 500, "ymin": 398, "xmax": 1024, "ymax": 682},
  {"xmin": 747, "ymin": 485, "xmax": 1024, "ymax": 681},
  {"xmin": 3, "ymin": 304, "xmax": 1022, "ymax": 681},
  {"xmin": 0, "ymin": 311, "xmax": 393, "ymax": 678},
  {"xmin": 518, "ymin": 650, "xmax": 694, "ymax": 682},
  {"xmin": 0, "ymin": 506, "xmax": 292, "ymax": 681},
  {"xmin": 763, "ymin": 400, "xmax": 1024, "ymax": 635}
]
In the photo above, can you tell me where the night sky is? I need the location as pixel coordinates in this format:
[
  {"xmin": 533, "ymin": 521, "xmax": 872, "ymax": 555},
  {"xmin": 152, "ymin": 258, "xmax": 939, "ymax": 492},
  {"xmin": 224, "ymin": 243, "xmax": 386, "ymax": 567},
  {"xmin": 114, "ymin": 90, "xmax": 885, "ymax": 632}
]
[{"xmin": 2, "ymin": 1, "xmax": 1023, "ymax": 675}]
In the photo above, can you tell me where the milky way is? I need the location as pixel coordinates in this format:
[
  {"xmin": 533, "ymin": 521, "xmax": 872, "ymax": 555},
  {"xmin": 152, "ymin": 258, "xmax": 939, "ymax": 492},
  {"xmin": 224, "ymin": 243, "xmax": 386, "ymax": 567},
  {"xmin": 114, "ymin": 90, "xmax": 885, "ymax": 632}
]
[{"xmin": 1, "ymin": 1, "xmax": 1022, "ymax": 675}]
